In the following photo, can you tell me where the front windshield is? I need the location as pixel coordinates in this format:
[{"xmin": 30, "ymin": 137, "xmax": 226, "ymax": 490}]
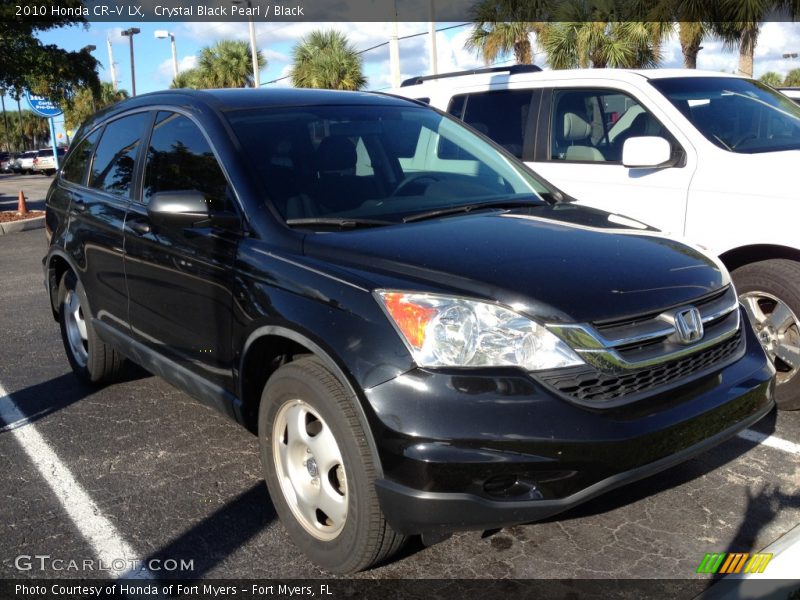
[
  {"xmin": 650, "ymin": 76, "xmax": 800, "ymax": 154},
  {"xmin": 226, "ymin": 104, "xmax": 550, "ymax": 223}
]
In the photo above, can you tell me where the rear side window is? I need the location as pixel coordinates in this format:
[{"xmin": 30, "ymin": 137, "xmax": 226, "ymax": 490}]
[
  {"xmin": 61, "ymin": 130, "xmax": 100, "ymax": 185},
  {"xmin": 143, "ymin": 112, "xmax": 230, "ymax": 211},
  {"xmin": 446, "ymin": 90, "xmax": 535, "ymax": 158},
  {"xmin": 90, "ymin": 113, "xmax": 150, "ymax": 197}
]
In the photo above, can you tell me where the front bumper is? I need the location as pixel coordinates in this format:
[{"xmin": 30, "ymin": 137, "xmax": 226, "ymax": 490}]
[{"xmin": 366, "ymin": 313, "xmax": 775, "ymax": 536}]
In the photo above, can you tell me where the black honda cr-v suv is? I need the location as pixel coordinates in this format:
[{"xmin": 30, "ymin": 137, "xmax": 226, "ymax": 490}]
[{"xmin": 44, "ymin": 89, "xmax": 774, "ymax": 573}]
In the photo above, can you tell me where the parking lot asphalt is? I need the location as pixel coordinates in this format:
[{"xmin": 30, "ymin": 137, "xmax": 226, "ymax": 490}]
[
  {"xmin": 0, "ymin": 173, "xmax": 52, "ymax": 212},
  {"xmin": 1, "ymin": 227, "xmax": 799, "ymax": 591}
]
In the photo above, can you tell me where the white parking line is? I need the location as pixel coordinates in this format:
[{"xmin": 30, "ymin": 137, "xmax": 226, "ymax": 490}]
[
  {"xmin": 0, "ymin": 382, "xmax": 151, "ymax": 579},
  {"xmin": 737, "ymin": 429, "xmax": 800, "ymax": 456}
]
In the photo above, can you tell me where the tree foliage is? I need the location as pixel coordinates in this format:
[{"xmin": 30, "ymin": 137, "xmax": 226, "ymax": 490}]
[
  {"xmin": 538, "ymin": 21, "xmax": 668, "ymax": 69},
  {"xmin": 708, "ymin": 0, "xmax": 799, "ymax": 78},
  {"xmin": 0, "ymin": 109, "xmax": 51, "ymax": 151},
  {"xmin": 784, "ymin": 68, "xmax": 800, "ymax": 87},
  {"xmin": 291, "ymin": 30, "xmax": 366, "ymax": 91},
  {"xmin": 169, "ymin": 41, "xmax": 265, "ymax": 89},
  {"xmin": 465, "ymin": 0, "xmax": 551, "ymax": 64},
  {"xmin": 758, "ymin": 71, "xmax": 784, "ymax": 86},
  {"xmin": 0, "ymin": 1, "xmax": 100, "ymax": 103},
  {"xmin": 197, "ymin": 40, "xmax": 266, "ymax": 88},
  {"xmin": 170, "ymin": 69, "xmax": 203, "ymax": 89},
  {"xmin": 64, "ymin": 82, "xmax": 129, "ymax": 131}
]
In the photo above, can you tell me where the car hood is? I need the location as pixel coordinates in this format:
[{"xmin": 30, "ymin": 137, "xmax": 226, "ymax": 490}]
[{"xmin": 303, "ymin": 205, "xmax": 728, "ymax": 324}]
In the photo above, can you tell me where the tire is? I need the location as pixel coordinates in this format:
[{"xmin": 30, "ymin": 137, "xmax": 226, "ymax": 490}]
[
  {"xmin": 733, "ymin": 259, "xmax": 800, "ymax": 410},
  {"xmin": 258, "ymin": 356, "xmax": 405, "ymax": 573},
  {"xmin": 58, "ymin": 271, "xmax": 125, "ymax": 384}
]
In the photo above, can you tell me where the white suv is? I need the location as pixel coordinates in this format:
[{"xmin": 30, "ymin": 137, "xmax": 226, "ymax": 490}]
[
  {"xmin": 33, "ymin": 147, "xmax": 66, "ymax": 176},
  {"xmin": 391, "ymin": 67, "xmax": 800, "ymax": 409},
  {"xmin": 779, "ymin": 87, "xmax": 800, "ymax": 105}
]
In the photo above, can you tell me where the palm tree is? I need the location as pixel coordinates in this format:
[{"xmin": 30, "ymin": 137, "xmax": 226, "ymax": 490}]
[
  {"xmin": 197, "ymin": 40, "xmax": 266, "ymax": 88},
  {"xmin": 291, "ymin": 30, "xmax": 366, "ymax": 91},
  {"xmin": 785, "ymin": 68, "xmax": 800, "ymax": 87},
  {"xmin": 710, "ymin": 1, "xmax": 800, "ymax": 78},
  {"xmin": 170, "ymin": 68, "xmax": 202, "ymax": 89},
  {"xmin": 20, "ymin": 111, "xmax": 49, "ymax": 148},
  {"xmin": 465, "ymin": 0, "xmax": 553, "ymax": 64},
  {"xmin": 759, "ymin": 71, "xmax": 783, "ymax": 87},
  {"xmin": 677, "ymin": 21, "xmax": 707, "ymax": 68},
  {"xmin": 538, "ymin": 21, "xmax": 668, "ymax": 69},
  {"xmin": 642, "ymin": 0, "xmax": 711, "ymax": 69}
]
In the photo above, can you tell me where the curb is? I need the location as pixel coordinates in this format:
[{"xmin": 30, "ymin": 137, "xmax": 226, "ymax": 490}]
[{"xmin": 0, "ymin": 215, "xmax": 45, "ymax": 236}]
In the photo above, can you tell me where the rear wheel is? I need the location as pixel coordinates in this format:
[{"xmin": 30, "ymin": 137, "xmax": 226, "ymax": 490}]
[
  {"xmin": 58, "ymin": 271, "xmax": 125, "ymax": 384},
  {"xmin": 733, "ymin": 259, "xmax": 800, "ymax": 410},
  {"xmin": 258, "ymin": 356, "xmax": 405, "ymax": 573}
]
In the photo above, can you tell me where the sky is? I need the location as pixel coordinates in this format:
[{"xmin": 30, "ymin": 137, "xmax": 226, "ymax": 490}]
[{"xmin": 17, "ymin": 20, "xmax": 800, "ymax": 141}]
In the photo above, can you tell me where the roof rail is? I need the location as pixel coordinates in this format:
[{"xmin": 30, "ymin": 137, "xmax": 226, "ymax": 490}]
[{"xmin": 400, "ymin": 64, "xmax": 542, "ymax": 87}]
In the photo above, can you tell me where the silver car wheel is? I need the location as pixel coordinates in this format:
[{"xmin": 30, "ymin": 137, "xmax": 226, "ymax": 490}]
[
  {"xmin": 741, "ymin": 291, "xmax": 800, "ymax": 385},
  {"xmin": 272, "ymin": 398, "xmax": 348, "ymax": 541},
  {"xmin": 64, "ymin": 289, "xmax": 88, "ymax": 368}
]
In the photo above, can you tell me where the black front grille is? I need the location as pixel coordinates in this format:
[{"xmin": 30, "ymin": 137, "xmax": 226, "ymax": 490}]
[{"xmin": 538, "ymin": 331, "xmax": 743, "ymax": 403}]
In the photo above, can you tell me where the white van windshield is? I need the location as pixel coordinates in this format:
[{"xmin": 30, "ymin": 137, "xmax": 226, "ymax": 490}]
[{"xmin": 650, "ymin": 77, "xmax": 800, "ymax": 154}]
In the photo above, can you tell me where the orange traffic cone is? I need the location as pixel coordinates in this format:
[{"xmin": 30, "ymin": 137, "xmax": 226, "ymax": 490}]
[{"xmin": 17, "ymin": 190, "xmax": 28, "ymax": 215}]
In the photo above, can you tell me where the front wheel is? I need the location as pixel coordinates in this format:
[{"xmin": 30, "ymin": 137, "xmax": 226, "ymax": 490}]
[
  {"xmin": 258, "ymin": 356, "xmax": 405, "ymax": 573},
  {"xmin": 733, "ymin": 259, "xmax": 800, "ymax": 410}
]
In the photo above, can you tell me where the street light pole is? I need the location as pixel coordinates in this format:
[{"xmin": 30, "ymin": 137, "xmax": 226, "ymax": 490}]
[
  {"xmin": 248, "ymin": 17, "xmax": 259, "ymax": 87},
  {"xmin": 107, "ymin": 36, "xmax": 118, "ymax": 91},
  {"xmin": 428, "ymin": 0, "xmax": 438, "ymax": 76},
  {"xmin": 389, "ymin": 0, "xmax": 401, "ymax": 89},
  {"xmin": 15, "ymin": 92, "xmax": 23, "ymax": 150},
  {"xmin": 121, "ymin": 28, "xmax": 141, "ymax": 96},
  {"xmin": 0, "ymin": 89, "xmax": 10, "ymax": 153},
  {"xmin": 155, "ymin": 30, "xmax": 179, "ymax": 80},
  {"xmin": 231, "ymin": 0, "xmax": 261, "ymax": 87}
]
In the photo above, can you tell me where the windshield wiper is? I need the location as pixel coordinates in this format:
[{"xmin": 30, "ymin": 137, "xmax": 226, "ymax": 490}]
[
  {"xmin": 402, "ymin": 197, "xmax": 546, "ymax": 223},
  {"xmin": 285, "ymin": 217, "xmax": 395, "ymax": 229}
]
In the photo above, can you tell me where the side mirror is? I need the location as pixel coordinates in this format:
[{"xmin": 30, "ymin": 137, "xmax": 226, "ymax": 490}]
[
  {"xmin": 622, "ymin": 136, "xmax": 672, "ymax": 169},
  {"xmin": 148, "ymin": 190, "xmax": 210, "ymax": 228}
]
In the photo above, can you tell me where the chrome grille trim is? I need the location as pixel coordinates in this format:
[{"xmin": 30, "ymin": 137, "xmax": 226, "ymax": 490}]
[{"xmin": 546, "ymin": 286, "xmax": 741, "ymax": 371}]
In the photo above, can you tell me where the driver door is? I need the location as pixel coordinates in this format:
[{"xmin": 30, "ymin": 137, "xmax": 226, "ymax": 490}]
[{"xmin": 123, "ymin": 111, "xmax": 241, "ymax": 394}]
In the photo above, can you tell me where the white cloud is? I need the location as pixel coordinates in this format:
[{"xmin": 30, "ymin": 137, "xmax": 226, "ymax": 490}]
[
  {"xmin": 263, "ymin": 48, "xmax": 291, "ymax": 64},
  {"xmin": 751, "ymin": 22, "xmax": 800, "ymax": 77},
  {"xmin": 104, "ymin": 27, "xmax": 128, "ymax": 45},
  {"xmin": 155, "ymin": 55, "xmax": 198, "ymax": 85},
  {"xmin": 271, "ymin": 64, "xmax": 294, "ymax": 87}
]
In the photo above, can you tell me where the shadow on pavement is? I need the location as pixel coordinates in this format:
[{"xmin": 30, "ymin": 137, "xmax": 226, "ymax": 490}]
[
  {"xmin": 0, "ymin": 367, "xmax": 151, "ymax": 431},
  {"xmin": 140, "ymin": 482, "xmax": 276, "ymax": 579}
]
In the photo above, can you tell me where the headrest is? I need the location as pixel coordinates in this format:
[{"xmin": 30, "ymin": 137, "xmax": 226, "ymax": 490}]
[
  {"xmin": 562, "ymin": 112, "xmax": 592, "ymax": 141},
  {"xmin": 317, "ymin": 136, "xmax": 357, "ymax": 173}
]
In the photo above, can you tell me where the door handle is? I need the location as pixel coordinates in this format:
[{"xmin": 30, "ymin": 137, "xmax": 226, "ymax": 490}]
[
  {"xmin": 70, "ymin": 198, "xmax": 86, "ymax": 213},
  {"xmin": 127, "ymin": 221, "xmax": 151, "ymax": 235}
]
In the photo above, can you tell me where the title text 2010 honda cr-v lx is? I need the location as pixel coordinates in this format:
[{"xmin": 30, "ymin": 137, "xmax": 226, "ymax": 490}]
[{"xmin": 44, "ymin": 89, "xmax": 774, "ymax": 573}]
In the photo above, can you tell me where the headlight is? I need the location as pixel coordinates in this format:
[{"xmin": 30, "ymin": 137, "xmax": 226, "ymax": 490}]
[{"xmin": 375, "ymin": 291, "xmax": 584, "ymax": 371}]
